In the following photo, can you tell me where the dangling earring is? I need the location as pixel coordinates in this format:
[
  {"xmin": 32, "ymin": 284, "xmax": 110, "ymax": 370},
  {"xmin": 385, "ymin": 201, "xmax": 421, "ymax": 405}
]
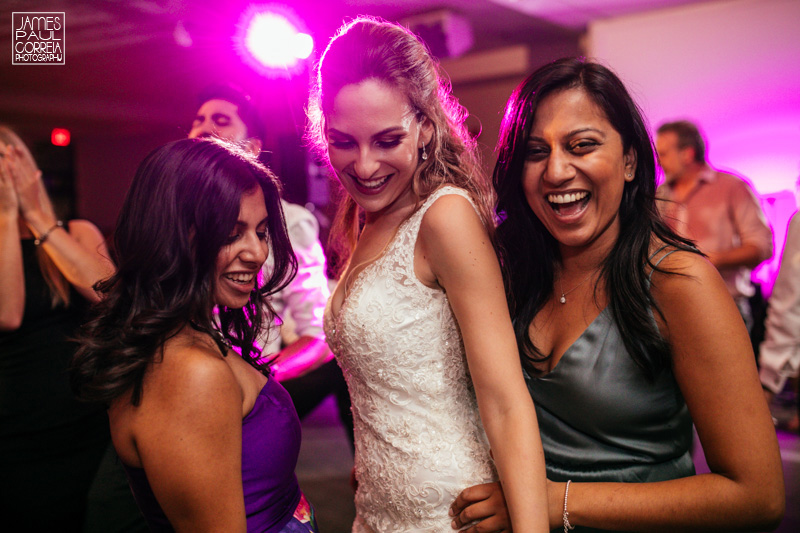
[{"xmin": 421, "ymin": 143, "xmax": 428, "ymax": 161}]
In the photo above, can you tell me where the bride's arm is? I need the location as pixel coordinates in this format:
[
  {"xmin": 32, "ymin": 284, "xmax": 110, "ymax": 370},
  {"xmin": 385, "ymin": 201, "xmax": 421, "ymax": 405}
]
[{"xmin": 418, "ymin": 194, "xmax": 549, "ymax": 533}]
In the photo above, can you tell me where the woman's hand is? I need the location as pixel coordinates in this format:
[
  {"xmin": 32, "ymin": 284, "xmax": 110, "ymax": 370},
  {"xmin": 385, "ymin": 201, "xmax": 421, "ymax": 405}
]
[
  {"xmin": 0, "ymin": 145, "xmax": 20, "ymax": 217},
  {"xmin": 0, "ymin": 144, "xmax": 25, "ymax": 330},
  {"xmin": 451, "ymin": 479, "xmax": 565, "ymax": 531},
  {"xmin": 6, "ymin": 144, "xmax": 55, "ymax": 225},
  {"xmin": 450, "ymin": 482, "xmax": 510, "ymax": 532}
]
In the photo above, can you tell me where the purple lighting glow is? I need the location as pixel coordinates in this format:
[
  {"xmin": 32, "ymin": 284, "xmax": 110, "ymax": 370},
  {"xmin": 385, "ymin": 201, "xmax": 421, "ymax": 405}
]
[{"xmin": 237, "ymin": 6, "xmax": 313, "ymax": 76}]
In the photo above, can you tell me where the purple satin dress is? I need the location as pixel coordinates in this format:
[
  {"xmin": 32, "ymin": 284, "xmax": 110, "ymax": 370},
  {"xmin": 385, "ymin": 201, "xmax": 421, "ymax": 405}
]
[{"xmin": 122, "ymin": 377, "xmax": 317, "ymax": 532}]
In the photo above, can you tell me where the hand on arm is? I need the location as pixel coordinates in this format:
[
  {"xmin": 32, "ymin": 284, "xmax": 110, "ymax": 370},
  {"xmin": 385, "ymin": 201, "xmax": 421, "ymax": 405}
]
[
  {"xmin": 419, "ymin": 194, "xmax": 549, "ymax": 533},
  {"xmin": 544, "ymin": 252, "xmax": 783, "ymax": 532},
  {"xmin": 0, "ymin": 147, "xmax": 24, "ymax": 329},
  {"xmin": 8, "ymin": 146, "xmax": 113, "ymax": 302},
  {"xmin": 449, "ymin": 481, "xmax": 511, "ymax": 532},
  {"xmin": 452, "ymin": 251, "xmax": 785, "ymax": 532},
  {"xmin": 132, "ymin": 347, "xmax": 248, "ymax": 533}
]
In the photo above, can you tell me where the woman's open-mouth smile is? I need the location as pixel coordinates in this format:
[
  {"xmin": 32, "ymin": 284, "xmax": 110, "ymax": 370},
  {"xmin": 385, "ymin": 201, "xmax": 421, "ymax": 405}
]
[{"xmin": 547, "ymin": 191, "xmax": 590, "ymax": 219}]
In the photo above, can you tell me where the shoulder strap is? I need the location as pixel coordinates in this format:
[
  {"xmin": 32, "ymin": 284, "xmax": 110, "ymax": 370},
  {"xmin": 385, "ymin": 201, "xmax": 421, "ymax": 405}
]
[
  {"xmin": 393, "ymin": 187, "xmax": 480, "ymax": 279},
  {"xmin": 405, "ymin": 186, "xmax": 477, "ymax": 231},
  {"xmin": 648, "ymin": 246, "xmax": 680, "ymax": 282}
]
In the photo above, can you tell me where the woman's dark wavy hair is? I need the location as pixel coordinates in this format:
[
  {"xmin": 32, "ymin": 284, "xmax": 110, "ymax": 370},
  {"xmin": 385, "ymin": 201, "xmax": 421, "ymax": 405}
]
[
  {"xmin": 494, "ymin": 57, "xmax": 697, "ymax": 380},
  {"xmin": 71, "ymin": 138, "xmax": 297, "ymax": 405}
]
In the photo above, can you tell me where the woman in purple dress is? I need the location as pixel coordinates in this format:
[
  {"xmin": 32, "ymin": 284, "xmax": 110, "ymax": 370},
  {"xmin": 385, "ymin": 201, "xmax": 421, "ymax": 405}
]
[{"xmin": 72, "ymin": 138, "xmax": 318, "ymax": 532}]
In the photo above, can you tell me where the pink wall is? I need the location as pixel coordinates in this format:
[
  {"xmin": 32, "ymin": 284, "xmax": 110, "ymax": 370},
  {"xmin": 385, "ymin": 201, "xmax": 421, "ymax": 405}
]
[{"xmin": 585, "ymin": 0, "xmax": 800, "ymax": 293}]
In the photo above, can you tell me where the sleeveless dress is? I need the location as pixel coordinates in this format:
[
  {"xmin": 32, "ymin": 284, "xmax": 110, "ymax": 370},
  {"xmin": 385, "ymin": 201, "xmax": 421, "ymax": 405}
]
[
  {"xmin": 122, "ymin": 377, "xmax": 318, "ymax": 533},
  {"xmin": 324, "ymin": 187, "xmax": 497, "ymax": 533},
  {"xmin": 0, "ymin": 238, "xmax": 110, "ymax": 531},
  {"xmin": 527, "ymin": 249, "xmax": 695, "ymax": 533}
]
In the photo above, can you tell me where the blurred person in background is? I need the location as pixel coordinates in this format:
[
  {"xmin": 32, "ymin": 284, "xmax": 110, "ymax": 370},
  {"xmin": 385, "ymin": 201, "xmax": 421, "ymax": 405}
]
[
  {"xmin": 759, "ymin": 175, "xmax": 800, "ymax": 433},
  {"xmin": 0, "ymin": 126, "xmax": 124, "ymax": 531},
  {"xmin": 655, "ymin": 120, "xmax": 772, "ymax": 332}
]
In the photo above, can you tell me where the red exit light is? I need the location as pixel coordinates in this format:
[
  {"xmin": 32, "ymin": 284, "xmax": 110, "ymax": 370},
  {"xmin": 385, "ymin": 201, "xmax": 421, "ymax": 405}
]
[{"xmin": 51, "ymin": 128, "xmax": 70, "ymax": 146}]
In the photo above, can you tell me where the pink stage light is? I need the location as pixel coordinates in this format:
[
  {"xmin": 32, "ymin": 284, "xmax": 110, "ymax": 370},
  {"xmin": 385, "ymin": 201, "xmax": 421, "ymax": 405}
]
[{"xmin": 237, "ymin": 6, "xmax": 313, "ymax": 76}]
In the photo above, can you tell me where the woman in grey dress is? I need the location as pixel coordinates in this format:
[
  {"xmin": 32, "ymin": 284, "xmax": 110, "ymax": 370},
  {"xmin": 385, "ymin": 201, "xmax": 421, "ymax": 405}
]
[{"xmin": 450, "ymin": 58, "xmax": 784, "ymax": 532}]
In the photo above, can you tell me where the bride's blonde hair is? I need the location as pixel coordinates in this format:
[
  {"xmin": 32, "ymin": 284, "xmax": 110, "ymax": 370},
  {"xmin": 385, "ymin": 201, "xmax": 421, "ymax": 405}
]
[{"xmin": 307, "ymin": 17, "xmax": 494, "ymax": 275}]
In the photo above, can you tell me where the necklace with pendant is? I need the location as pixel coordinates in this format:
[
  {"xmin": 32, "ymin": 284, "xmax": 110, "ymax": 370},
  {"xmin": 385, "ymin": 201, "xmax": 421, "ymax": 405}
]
[{"xmin": 558, "ymin": 270, "xmax": 597, "ymax": 304}]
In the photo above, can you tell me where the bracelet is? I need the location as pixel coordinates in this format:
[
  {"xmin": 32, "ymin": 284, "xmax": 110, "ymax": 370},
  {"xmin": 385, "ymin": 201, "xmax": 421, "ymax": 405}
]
[
  {"xmin": 563, "ymin": 479, "xmax": 575, "ymax": 532},
  {"xmin": 34, "ymin": 220, "xmax": 64, "ymax": 246}
]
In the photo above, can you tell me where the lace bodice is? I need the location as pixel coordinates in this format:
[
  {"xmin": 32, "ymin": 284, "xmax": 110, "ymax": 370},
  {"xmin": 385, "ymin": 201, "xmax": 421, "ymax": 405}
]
[{"xmin": 324, "ymin": 187, "xmax": 497, "ymax": 532}]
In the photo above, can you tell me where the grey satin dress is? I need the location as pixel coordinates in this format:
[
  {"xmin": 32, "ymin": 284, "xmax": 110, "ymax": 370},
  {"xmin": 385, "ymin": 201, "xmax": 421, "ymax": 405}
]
[{"xmin": 527, "ymin": 305, "xmax": 695, "ymax": 532}]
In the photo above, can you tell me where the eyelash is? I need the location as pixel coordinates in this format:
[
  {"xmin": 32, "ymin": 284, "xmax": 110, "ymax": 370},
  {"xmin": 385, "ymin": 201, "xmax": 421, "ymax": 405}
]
[
  {"xmin": 526, "ymin": 140, "xmax": 599, "ymax": 159},
  {"xmin": 377, "ymin": 139, "xmax": 401, "ymax": 149},
  {"xmin": 329, "ymin": 140, "xmax": 354, "ymax": 149},
  {"xmin": 328, "ymin": 139, "xmax": 403, "ymax": 150},
  {"xmin": 570, "ymin": 140, "xmax": 597, "ymax": 151},
  {"xmin": 225, "ymin": 231, "xmax": 269, "ymax": 244},
  {"xmin": 526, "ymin": 146, "xmax": 549, "ymax": 160}
]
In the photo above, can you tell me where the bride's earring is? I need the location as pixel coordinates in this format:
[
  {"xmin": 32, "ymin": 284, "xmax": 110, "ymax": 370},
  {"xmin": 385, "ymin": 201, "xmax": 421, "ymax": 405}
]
[{"xmin": 421, "ymin": 143, "xmax": 428, "ymax": 161}]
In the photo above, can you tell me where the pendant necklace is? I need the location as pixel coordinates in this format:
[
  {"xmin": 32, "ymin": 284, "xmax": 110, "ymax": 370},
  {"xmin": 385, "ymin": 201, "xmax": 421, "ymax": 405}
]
[{"xmin": 558, "ymin": 270, "xmax": 597, "ymax": 304}]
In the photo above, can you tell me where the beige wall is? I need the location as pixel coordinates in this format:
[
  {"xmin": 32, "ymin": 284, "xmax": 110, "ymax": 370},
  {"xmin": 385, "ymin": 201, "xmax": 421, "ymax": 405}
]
[
  {"xmin": 448, "ymin": 39, "xmax": 581, "ymax": 175},
  {"xmin": 585, "ymin": 0, "xmax": 800, "ymax": 194}
]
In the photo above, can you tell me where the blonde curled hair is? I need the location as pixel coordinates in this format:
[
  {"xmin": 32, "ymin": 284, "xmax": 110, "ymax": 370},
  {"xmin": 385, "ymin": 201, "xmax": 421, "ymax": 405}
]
[{"xmin": 307, "ymin": 17, "xmax": 494, "ymax": 275}]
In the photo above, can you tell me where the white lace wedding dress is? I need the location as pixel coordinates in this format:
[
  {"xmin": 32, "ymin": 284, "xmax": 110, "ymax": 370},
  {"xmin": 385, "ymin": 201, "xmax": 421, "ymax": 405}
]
[{"xmin": 324, "ymin": 187, "xmax": 497, "ymax": 532}]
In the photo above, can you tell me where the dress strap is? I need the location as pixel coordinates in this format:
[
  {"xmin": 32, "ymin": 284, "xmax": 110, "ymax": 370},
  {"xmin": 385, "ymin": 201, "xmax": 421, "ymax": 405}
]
[
  {"xmin": 647, "ymin": 244, "xmax": 670, "ymax": 261},
  {"xmin": 396, "ymin": 186, "xmax": 480, "ymax": 282},
  {"xmin": 404, "ymin": 186, "xmax": 478, "ymax": 239},
  {"xmin": 415, "ymin": 186, "xmax": 477, "ymax": 220},
  {"xmin": 647, "ymin": 245, "xmax": 679, "ymax": 283}
]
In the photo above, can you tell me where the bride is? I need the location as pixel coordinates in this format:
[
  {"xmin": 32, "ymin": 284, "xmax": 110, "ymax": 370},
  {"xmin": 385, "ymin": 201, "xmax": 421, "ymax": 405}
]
[{"xmin": 308, "ymin": 17, "xmax": 548, "ymax": 532}]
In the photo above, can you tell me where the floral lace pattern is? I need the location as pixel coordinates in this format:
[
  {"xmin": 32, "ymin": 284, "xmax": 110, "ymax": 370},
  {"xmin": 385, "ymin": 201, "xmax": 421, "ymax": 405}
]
[{"xmin": 325, "ymin": 187, "xmax": 497, "ymax": 532}]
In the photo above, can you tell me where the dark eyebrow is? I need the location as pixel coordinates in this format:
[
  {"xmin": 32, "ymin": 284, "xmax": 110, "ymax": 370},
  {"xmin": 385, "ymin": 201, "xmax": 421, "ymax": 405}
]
[
  {"xmin": 568, "ymin": 127, "xmax": 605, "ymax": 138},
  {"xmin": 528, "ymin": 127, "xmax": 606, "ymax": 143},
  {"xmin": 327, "ymin": 126, "xmax": 406, "ymax": 139}
]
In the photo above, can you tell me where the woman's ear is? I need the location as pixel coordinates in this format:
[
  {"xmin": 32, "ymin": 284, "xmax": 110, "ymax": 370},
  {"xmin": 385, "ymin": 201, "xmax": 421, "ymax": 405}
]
[
  {"xmin": 419, "ymin": 116, "xmax": 434, "ymax": 148},
  {"xmin": 624, "ymin": 148, "xmax": 637, "ymax": 182},
  {"xmin": 242, "ymin": 138, "xmax": 263, "ymax": 157}
]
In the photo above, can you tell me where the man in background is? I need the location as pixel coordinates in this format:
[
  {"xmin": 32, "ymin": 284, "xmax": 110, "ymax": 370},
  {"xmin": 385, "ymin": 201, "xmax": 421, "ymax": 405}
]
[{"xmin": 655, "ymin": 120, "xmax": 772, "ymax": 331}]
